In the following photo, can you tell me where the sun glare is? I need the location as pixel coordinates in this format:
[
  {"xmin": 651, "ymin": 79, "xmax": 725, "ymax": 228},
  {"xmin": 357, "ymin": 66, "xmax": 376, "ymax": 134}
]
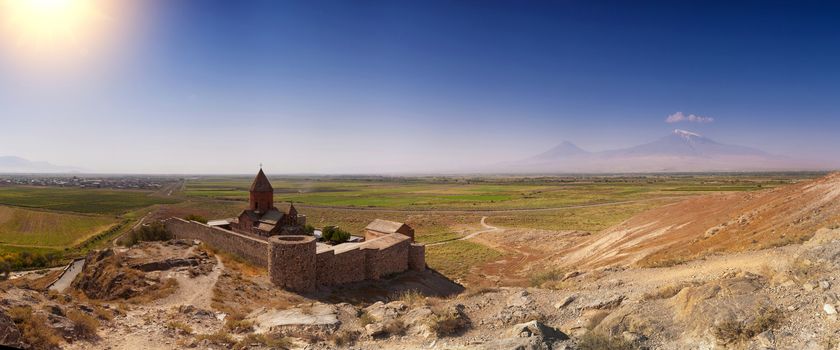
[{"xmin": 0, "ymin": 0, "xmax": 131, "ymax": 67}]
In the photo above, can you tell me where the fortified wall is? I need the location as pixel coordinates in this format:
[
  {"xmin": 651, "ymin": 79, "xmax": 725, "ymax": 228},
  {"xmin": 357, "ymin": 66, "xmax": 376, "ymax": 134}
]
[{"xmin": 164, "ymin": 218, "xmax": 426, "ymax": 292}]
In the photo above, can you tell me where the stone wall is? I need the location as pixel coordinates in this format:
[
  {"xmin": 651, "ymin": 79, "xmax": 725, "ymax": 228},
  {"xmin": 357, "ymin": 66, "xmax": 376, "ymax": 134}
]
[
  {"xmin": 361, "ymin": 234, "xmax": 411, "ymax": 280},
  {"xmin": 268, "ymin": 236, "xmax": 316, "ymax": 292},
  {"xmin": 408, "ymin": 243, "xmax": 426, "ymax": 271},
  {"xmin": 164, "ymin": 217, "xmax": 425, "ymax": 292},
  {"xmin": 329, "ymin": 247, "xmax": 367, "ymax": 285},
  {"xmin": 315, "ymin": 250, "xmax": 336, "ymax": 286},
  {"xmin": 164, "ymin": 218, "xmax": 269, "ymax": 267}
]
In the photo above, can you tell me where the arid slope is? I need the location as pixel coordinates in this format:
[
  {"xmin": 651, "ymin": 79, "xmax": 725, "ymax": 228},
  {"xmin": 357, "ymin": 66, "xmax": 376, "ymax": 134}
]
[{"xmin": 560, "ymin": 172, "xmax": 840, "ymax": 268}]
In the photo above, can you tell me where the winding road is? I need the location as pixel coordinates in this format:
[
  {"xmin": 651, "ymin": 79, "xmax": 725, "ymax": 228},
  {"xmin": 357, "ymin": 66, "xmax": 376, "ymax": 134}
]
[{"xmin": 427, "ymin": 216, "xmax": 501, "ymax": 246}]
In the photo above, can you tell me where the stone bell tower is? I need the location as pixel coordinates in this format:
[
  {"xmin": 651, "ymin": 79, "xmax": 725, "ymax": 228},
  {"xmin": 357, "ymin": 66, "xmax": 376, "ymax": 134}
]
[{"xmin": 249, "ymin": 168, "xmax": 274, "ymax": 212}]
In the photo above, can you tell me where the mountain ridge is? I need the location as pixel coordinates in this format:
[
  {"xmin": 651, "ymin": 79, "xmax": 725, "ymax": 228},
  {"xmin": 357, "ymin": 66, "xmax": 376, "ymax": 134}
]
[
  {"xmin": 0, "ymin": 156, "xmax": 82, "ymax": 173},
  {"xmin": 501, "ymin": 129, "xmax": 827, "ymax": 173}
]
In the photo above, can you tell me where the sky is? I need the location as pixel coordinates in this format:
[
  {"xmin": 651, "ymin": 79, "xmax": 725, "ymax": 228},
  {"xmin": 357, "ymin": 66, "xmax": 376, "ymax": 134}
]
[{"xmin": 1, "ymin": 0, "xmax": 839, "ymax": 174}]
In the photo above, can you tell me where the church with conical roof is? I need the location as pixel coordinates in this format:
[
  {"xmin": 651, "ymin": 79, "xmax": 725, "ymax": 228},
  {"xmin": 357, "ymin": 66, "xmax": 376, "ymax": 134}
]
[{"xmin": 225, "ymin": 169, "xmax": 305, "ymax": 237}]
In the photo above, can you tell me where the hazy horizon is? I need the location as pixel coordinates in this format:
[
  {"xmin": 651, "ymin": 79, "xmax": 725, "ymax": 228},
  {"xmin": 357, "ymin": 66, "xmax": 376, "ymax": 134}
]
[{"xmin": 2, "ymin": 1, "xmax": 839, "ymax": 174}]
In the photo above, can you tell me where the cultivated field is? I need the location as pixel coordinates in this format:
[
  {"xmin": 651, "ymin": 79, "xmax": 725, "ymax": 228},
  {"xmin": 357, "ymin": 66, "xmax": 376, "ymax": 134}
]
[
  {"xmin": 0, "ymin": 173, "xmax": 824, "ymax": 275},
  {"xmin": 0, "ymin": 206, "xmax": 117, "ymax": 251},
  {"xmin": 183, "ymin": 173, "xmax": 815, "ymax": 210},
  {"xmin": 0, "ymin": 187, "xmax": 179, "ymax": 214},
  {"xmin": 173, "ymin": 173, "xmax": 824, "ymax": 280}
]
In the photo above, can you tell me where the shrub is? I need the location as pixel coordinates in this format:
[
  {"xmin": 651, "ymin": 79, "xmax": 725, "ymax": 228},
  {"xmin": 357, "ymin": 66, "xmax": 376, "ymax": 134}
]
[
  {"xmin": 712, "ymin": 307, "xmax": 784, "ymax": 345},
  {"xmin": 93, "ymin": 307, "xmax": 115, "ymax": 321},
  {"xmin": 321, "ymin": 226, "xmax": 351, "ymax": 244},
  {"xmin": 392, "ymin": 289, "xmax": 426, "ymax": 307},
  {"xmin": 528, "ymin": 269, "xmax": 566, "ymax": 287},
  {"xmin": 121, "ymin": 222, "xmax": 173, "ymax": 246},
  {"xmin": 166, "ymin": 321, "xmax": 193, "ymax": 335},
  {"xmin": 195, "ymin": 330, "xmax": 236, "ymax": 347},
  {"xmin": 1, "ymin": 251, "xmax": 62, "ymax": 271},
  {"xmin": 9, "ymin": 306, "xmax": 63, "ymax": 349},
  {"xmin": 224, "ymin": 318, "xmax": 254, "ymax": 333},
  {"xmin": 329, "ymin": 330, "xmax": 359, "ymax": 347},
  {"xmin": 183, "ymin": 214, "xmax": 208, "ymax": 224},
  {"xmin": 578, "ymin": 331, "xmax": 634, "ymax": 350},
  {"xmin": 234, "ymin": 333, "xmax": 291, "ymax": 350},
  {"xmin": 426, "ymin": 306, "xmax": 469, "ymax": 337},
  {"xmin": 304, "ymin": 224, "xmax": 316, "ymax": 235},
  {"xmin": 67, "ymin": 309, "xmax": 100, "ymax": 339}
]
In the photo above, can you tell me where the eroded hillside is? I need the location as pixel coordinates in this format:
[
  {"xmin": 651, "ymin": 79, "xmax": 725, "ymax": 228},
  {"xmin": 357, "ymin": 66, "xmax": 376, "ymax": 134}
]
[{"xmin": 560, "ymin": 172, "xmax": 840, "ymax": 268}]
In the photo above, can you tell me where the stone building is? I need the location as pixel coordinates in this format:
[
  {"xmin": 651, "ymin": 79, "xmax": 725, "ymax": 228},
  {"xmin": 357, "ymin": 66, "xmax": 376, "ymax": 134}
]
[
  {"xmin": 365, "ymin": 218, "xmax": 416, "ymax": 242},
  {"xmin": 212, "ymin": 169, "xmax": 306, "ymax": 237},
  {"xmin": 173, "ymin": 169, "xmax": 426, "ymax": 292}
]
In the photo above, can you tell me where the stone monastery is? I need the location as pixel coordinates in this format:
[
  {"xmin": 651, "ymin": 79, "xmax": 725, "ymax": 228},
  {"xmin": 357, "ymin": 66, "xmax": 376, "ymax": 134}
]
[{"xmin": 164, "ymin": 169, "xmax": 426, "ymax": 292}]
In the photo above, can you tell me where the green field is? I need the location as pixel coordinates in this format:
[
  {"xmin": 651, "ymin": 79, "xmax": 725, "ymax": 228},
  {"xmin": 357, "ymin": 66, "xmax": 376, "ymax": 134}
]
[
  {"xmin": 0, "ymin": 187, "xmax": 179, "ymax": 214},
  {"xmin": 426, "ymin": 240, "xmax": 503, "ymax": 279},
  {"xmin": 0, "ymin": 172, "xmax": 823, "ymax": 273},
  {"xmin": 0, "ymin": 205, "xmax": 118, "ymax": 256},
  {"xmin": 183, "ymin": 174, "xmax": 811, "ymax": 210}
]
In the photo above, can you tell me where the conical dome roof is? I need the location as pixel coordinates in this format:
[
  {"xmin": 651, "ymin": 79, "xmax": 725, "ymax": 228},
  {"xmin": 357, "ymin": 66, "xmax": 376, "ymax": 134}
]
[{"xmin": 249, "ymin": 169, "xmax": 274, "ymax": 192}]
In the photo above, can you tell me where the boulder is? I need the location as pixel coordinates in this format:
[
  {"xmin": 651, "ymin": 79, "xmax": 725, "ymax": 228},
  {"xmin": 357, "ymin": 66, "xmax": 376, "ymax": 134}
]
[
  {"xmin": 365, "ymin": 323, "xmax": 385, "ymax": 338},
  {"xmin": 507, "ymin": 290, "xmax": 533, "ymax": 307},
  {"xmin": 0, "ymin": 311, "xmax": 23, "ymax": 348},
  {"xmin": 553, "ymin": 295, "xmax": 576, "ymax": 309},
  {"xmin": 581, "ymin": 295, "xmax": 625, "ymax": 310},
  {"xmin": 823, "ymin": 304, "xmax": 837, "ymax": 315},
  {"xmin": 505, "ymin": 320, "xmax": 569, "ymax": 341}
]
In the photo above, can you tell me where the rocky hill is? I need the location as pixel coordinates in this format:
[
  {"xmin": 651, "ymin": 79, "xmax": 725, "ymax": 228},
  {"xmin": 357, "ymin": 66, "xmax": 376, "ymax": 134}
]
[{"xmin": 561, "ymin": 172, "xmax": 840, "ymax": 269}]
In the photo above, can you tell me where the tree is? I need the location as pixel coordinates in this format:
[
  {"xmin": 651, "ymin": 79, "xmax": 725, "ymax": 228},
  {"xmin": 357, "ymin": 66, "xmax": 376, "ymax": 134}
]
[
  {"xmin": 321, "ymin": 226, "xmax": 351, "ymax": 244},
  {"xmin": 304, "ymin": 224, "xmax": 316, "ymax": 235}
]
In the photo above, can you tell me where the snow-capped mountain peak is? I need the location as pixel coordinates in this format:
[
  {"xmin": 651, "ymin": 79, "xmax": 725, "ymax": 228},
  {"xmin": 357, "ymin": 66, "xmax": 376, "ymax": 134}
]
[{"xmin": 673, "ymin": 129, "xmax": 702, "ymax": 139}]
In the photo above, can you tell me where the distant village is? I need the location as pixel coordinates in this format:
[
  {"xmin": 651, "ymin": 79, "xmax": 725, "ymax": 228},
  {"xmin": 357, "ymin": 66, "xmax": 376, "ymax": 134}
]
[{"xmin": 0, "ymin": 175, "xmax": 179, "ymax": 190}]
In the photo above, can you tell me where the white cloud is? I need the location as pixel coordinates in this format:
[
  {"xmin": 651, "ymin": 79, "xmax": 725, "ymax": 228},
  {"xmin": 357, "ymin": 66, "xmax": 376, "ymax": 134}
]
[{"xmin": 666, "ymin": 111, "xmax": 714, "ymax": 124}]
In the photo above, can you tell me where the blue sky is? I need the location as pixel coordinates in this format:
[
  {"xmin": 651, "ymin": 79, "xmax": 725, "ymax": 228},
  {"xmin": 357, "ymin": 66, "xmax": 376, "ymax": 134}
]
[{"xmin": 1, "ymin": 0, "xmax": 838, "ymax": 173}]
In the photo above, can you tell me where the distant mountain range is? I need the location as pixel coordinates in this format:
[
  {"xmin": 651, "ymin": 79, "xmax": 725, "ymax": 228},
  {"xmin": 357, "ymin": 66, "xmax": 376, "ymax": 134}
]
[
  {"xmin": 498, "ymin": 129, "xmax": 827, "ymax": 173},
  {"xmin": 0, "ymin": 156, "xmax": 81, "ymax": 173}
]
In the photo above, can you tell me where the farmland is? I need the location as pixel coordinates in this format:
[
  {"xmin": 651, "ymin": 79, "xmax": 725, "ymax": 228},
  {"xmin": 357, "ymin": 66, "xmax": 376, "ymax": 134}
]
[
  {"xmin": 0, "ymin": 172, "xmax": 824, "ymax": 274},
  {"xmin": 183, "ymin": 173, "xmax": 815, "ymax": 210},
  {"xmin": 0, "ymin": 206, "xmax": 117, "ymax": 249},
  {"xmin": 0, "ymin": 187, "xmax": 179, "ymax": 214}
]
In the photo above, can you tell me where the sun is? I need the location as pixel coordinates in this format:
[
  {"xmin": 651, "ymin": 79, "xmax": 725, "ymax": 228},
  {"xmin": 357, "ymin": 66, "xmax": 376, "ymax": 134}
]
[{"xmin": 0, "ymin": 0, "xmax": 109, "ymax": 56}]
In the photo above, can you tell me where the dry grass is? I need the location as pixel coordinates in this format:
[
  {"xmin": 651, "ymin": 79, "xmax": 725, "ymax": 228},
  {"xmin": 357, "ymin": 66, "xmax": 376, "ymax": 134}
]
[
  {"xmin": 426, "ymin": 305, "xmax": 469, "ymax": 337},
  {"xmin": 128, "ymin": 278, "xmax": 179, "ymax": 304},
  {"xmin": 383, "ymin": 319, "xmax": 407, "ymax": 336},
  {"xmin": 329, "ymin": 330, "xmax": 360, "ymax": 347},
  {"xmin": 8, "ymin": 306, "xmax": 63, "ymax": 349},
  {"xmin": 224, "ymin": 316, "xmax": 254, "ymax": 333},
  {"xmin": 195, "ymin": 330, "xmax": 236, "ymax": 347},
  {"xmin": 462, "ymin": 286, "xmax": 500, "ymax": 298},
  {"xmin": 578, "ymin": 331, "xmax": 634, "ymax": 350},
  {"xmin": 198, "ymin": 243, "xmax": 264, "ymax": 277},
  {"xmin": 67, "ymin": 309, "xmax": 100, "ymax": 339},
  {"xmin": 528, "ymin": 268, "xmax": 567, "ymax": 287},
  {"xmin": 359, "ymin": 310, "xmax": 376, "ymax": 326},
  {"xmin": 166, "ymin": 321, "xmax": 193, "ymax": 335},
  {"xmin": 391, "ymin": 289, "xmax": 426, "ymax": 307},
  {"xmin": 233, "ymin": 333, "xmax": 291, "ymax": 350},
  {"xmin": 642, "ymin": 281, "xmax": 702, "ymax": 300},
  {"xmin": 712, "ymin": 306, "xmax": 784, "ymax": 345},
  {"xmin": 93, "ymin": 306, "xmax": 115, "ymax": 321}
]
